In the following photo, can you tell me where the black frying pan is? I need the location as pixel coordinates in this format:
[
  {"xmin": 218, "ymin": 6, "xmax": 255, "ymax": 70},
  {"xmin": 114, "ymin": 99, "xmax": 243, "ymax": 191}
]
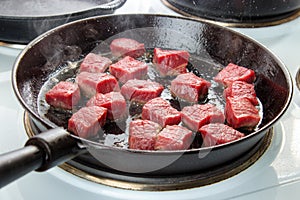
[
  {"xmin": 0, "ymin": 14, "xmax": 293, "ymax": 188},
  {"xmin": 163, "ymin": 0, "xmax": 300, "ymax": 24},
  {"xmin": 0, "ymin": 0, "xmax": 126, "ymax": 44}
]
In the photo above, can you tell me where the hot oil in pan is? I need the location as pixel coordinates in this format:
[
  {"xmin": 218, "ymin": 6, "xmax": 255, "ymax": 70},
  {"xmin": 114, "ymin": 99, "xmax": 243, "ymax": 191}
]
[{"xmin": 37, "ymin": 49, "xmax": 263, "ymax": 149}]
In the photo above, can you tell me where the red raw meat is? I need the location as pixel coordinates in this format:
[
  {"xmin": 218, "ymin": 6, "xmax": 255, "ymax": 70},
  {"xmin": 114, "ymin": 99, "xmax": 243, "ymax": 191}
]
[
  {"xmin": 142, "ymin": 97, "xmax": 181, "ymax": 127},
  {"xmin": 68, "ymin": 106, "xmax": 107, "ymax": 138},
  {"xmin": 181, "ymin": 104, "xmax": 225, "ymax": 131},
  {"xmin": 225, "ymin": 97, "xmax": 261, "ymax": 129},
  {"xmin": 155, "ymin": 125, "xmax": 193, "ymax": 150},
  {"xmin": 121, "ymin": 79, "xmax": 164, "ymax": 103},
  {"xmin": 224, "ymin": 80, "xmax": 258, "ymax": 105},
  {"xmin": 214, "ymin": 63, "xmax": 256, "ymax": 87},
  {"xmin": 170, "ymin": 72, "xmax": 211, "ymax": 102},
  {"xmin": 109, "ymin": 56, "xmax": 148, "ymax": 84},
  {"xmin": 129, "ymin": 119, "xmax": 162, "ymax": 150},
  {"xmin": 76, "ymin": 72, "xmax": 119, "ymax": 98},
  {"xmin": 153, "ymin": 48, "xmax": 190, "ymax": 77},
  {"xmin": 79, "ymin": 53, "xmax": 112, "ymax": 73},
  {"xmin": 110, "ymin": 38, "xmax": 146, "ymax": 58},
  {"xmin": 86, "ymin": 92, "xmax": 127, "ymax": 120},
  {"xmin": 45, "ymin": 81, "xmax": 80, "ymax": 110},
  {"xmin": 199, "ymin": 123, "xmax": 245, "ymax": 146}
]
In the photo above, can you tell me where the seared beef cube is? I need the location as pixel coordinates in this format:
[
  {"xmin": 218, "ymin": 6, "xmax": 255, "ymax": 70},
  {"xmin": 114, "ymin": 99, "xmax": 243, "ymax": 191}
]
[
  {"xmin": 68, "ymin": 106, "xmax": 107, "ymax": 138},
  {"xmin": 76, "ymin": 72, "xmax": 119, "ymax": 98},
  {"xmin": 110, "ymin": 38, "xmax": 146, "ymax": 58},
  {"xmin": 45, "ymin": 81, "xmax": 80, "ymax": 110},
  {"xmin": 199, "ymin": 123, "xmax": 245, "ymax": 146},
  {"xmin": 214, "ymin": 63, "xmax": 256, "ymax": 87},
  {"xmin": 170, "ymin": 73, "xmax": 211, "ymax": 102},
  {"xmin": 80, "ymin": 53, "xmax": 112, "ymax": 73},
  {"xmin": 225, "ymin": 97, "xmax": 260, "ymax": 129},
  {"xmin": 109, "ymin": 56, "xmax": 148, "ymax": 84},
  {"xmin": 181, "ymin": 104, "xmax": 225, "ymax": 131},
  {"xmin": 142, "ymin": 97, "xmax": 181, "ymax": 127},
  {"xmin": 86, "ymin": 92, "xmax": 127, "ymax": 120},
  {"xmin": 153, "ymin": 48, "xmax": 190, "ymax": 77},
  {"xmin": 129, "ymin": 119, "xmax": 162, "ymax": 150},
  {"xmin": 121, "ymin": 79, "xmax": 164, "ymax": 103},
  {"xmin": 224, "ymin": 80, "xmax": 258, "ymax": 105},
  {"xmin": 155, "ymin": 125, "xmax": 193, "ymax": 150}
]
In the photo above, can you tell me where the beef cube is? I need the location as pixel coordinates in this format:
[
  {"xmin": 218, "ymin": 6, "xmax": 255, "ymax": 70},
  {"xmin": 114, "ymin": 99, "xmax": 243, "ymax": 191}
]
[
  {"xmin": 214, "ymin": 63, "xmax": 256, "ymax": 87},
  {"xmin": 110, "ymin": 38, "xmax": 146, "ymax": 58},
  {"xmin": 68, "ymin": 106, "xmax": 107, "ymax": 138},
  {"xmin": 86, "ymin": 92, "xmax": 127, "ymax": 120},
  {"xmin": 79, "ymin": 53, "xmax": 112, "ymax": 73},
  {"xmin": 224, "ymin": 80, "xmax": 258, "ymax": 105},
  {"xmin": 76, "ymin": 72, "xmax": 119, "ymax": 98},
  {"xmin": 199, "ymin": 123, "xmax": 245, "ymax": 146},
  {"xmin": 181, "ymin": 104, "xmax": 225, "ymax": 131},
  {"xmin": 129, "ymin": 119, "xmax": 162, "ymax": 150},
  {"xmin": 45, "ymin": 81, "xmax": 80, "ymax": 110},
  {"xmin": 153, "ymin": 48, "xmax": 190, "ymax": 77},
  {"xmin": 121, "ymin": 79, "xmax": 164, "ymax": 103},
  {"xmin": 225, "ymin": 97, "xmax": 261, "ymax": 129},
  {"xmin": 155, "ymin": 125, "xmax": 193, "ymax": 150},
  {"xmin": 109, "ymin": 56, "xmax": 148, "ymax": 84},
  {"xmin": 142, "ymin": 97, "xmax": 181, "ymax": 127},
  {"xmin": 170, "ymin": 73, "xmax": 211, "ymax": 102}
]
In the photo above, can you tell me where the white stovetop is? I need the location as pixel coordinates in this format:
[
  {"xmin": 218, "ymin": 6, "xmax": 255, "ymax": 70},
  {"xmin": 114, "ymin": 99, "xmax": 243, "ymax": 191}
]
[{"xmin": 1, "ymin": 0, "xmax": 300, "ymax": 199}]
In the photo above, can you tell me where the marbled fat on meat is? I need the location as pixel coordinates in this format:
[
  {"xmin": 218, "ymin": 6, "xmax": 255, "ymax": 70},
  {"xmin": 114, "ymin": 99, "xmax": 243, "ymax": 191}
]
[
  {"xmin": 86, "ymin": 92, "xmax": 127, "ymax": 120},
  {"xmin": 155, "ymin": 125, "xmax": 193, "ymax": 150},
  {"xmin": 110, "ymin": 38, "xmax": 146, "ymax": 58},
  {"xmin": 129, "ymin": 119, "xmax": 162, "ymax": 150},
  {"xmin": 76, "ymin": 72, "xmax": 120, "ymax": 98},
  {"xmin": 153, "ymin": 48, "xmax": 190, "ymax": 77},
  {"xmin": 121, "ymin": 79, "xmax": 164, "ymax": 103},
  {"xmin": 181, "ymin": 103, "xmax": 225, "ymax": 131},
  {"xmin": 214, "ymin": 63, "xmax": 256, "ymax": 86},
  {"xmin": 45, "ymin": 81, "xmax": 81, "ymax": 110},
  {"xmin": 79, "ymin": 53, "xmax": 112, "ymax": 73},
  {"xmin": 68, "ymin": 106, "xmax": 107, "ymax": 138},
  {"xmin": 142, "ymin": 97, "xmax": 181, "ymax": 127},
  {"xmin": 199, "ymin": 123, "xmax": 245, "ymax": 146},
  {"xmin": 109, "ymin": 56, "xmax": 148, "ymax": 84},
  {"xmin": 171, "ymin": 72, "xmax": 211, "ymax": 102}
]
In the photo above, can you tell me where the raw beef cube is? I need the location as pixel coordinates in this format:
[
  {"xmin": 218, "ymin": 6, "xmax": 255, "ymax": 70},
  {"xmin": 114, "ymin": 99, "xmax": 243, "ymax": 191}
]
[
  {"xmin": 109, "ymin": 56, "xmax": 148, "ymax": 84},
  {"xmin": 170, "ymin": 73, "xmax": 211, "ymax": 102},
  {"xmin": 121, "ymin": 79, "xmax": 164, "ymax": 103},
  {"xmin": 86, "ymin": 92, "xmax": 127, "ymax": 120},
  {"xmin": 224, "ymin": 80, "xmax": 258, "ymax": 105},
  {"xmin": 214, "ymin": 63, "xmax": 256, "ymax": 87},
  {"xmin": 76, "ymin": 72, "xmax": 119, "ymax": 98},
  {"xmin": 79, "ymin": 53, "xmax": 112, "ymax": 73},
  {"xmin": 181, "ymin": 104, "xmax": 225, "ymax": 131},
  {"xmin": 142, "ymin": 97, "xmax": 181, "ymax": 127},
  {"xmin": 129, "ymin": 119, "xmax": 162, "ymax": 150},
  {"xmin": 199, "ymin": 123, "xmax": 245, "ymax": 146},
  {"xmin": 153, "ymin": 48, "xmax": 190, "ymax": 77},
  {"xmin": 68, "ymin": 106, "xmax": 107, "ymax": 138},
  {"xmin": 110, "ymin": 38, "xmax": 146, "ymax": 58},
  {"xmin": 45, "ymin": 81, "xmax": 80, "ymax": 110},
  {"xmin": 155, "ymin": 125, "xmax": 193, "ymax": 150},
  {"xmin": 225, "ymin": 97, "xmax": 261, "ymax": 129}
]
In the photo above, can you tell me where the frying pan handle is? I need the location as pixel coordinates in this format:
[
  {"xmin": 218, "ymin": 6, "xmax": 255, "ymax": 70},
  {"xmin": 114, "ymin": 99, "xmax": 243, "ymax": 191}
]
[
  {"xmin": 0, "ymin": 128, "xmax": 86, "ymax": 188},
  {"xmin": 0, "ymin": 145, "xmax": 43, "ymax": 188}
]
